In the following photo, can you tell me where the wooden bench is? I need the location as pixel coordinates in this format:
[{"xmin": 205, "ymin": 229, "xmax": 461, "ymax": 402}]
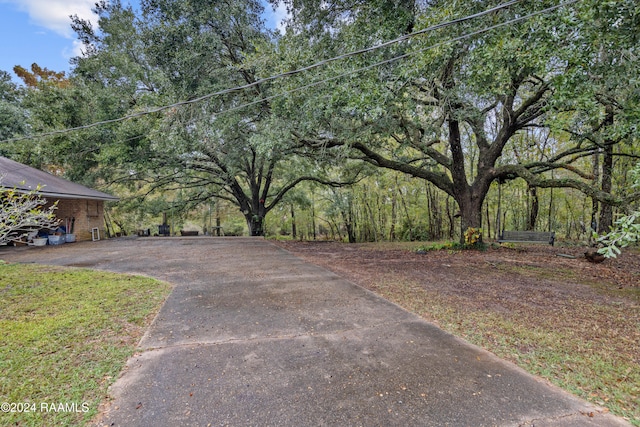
[{"xmin": 498, "ymin": 231, "xmax": 555, "ymax": 246}]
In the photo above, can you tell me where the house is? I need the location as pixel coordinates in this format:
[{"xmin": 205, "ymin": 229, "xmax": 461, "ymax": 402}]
[{"xmin": 0, "ymin": 156, "xmax": 119, "ymax": 241}]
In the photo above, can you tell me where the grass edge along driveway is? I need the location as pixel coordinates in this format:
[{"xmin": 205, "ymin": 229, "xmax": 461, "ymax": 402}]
[{"xmin": 0, "ymin": 262, "xmax": 171, "ymax": 427}]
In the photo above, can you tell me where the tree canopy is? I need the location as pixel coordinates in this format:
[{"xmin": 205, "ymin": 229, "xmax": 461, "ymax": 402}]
[
  {"xmin": 62, "ymin": 0, "xmax": 359, "ymax": 235},
  {"xmin": 1, "ymin": 0, "xmax": 638, "ymax": 241},
  {"xmin": 271, "ymin": 0, "xmax": 639, "ymax": 234},
  {"xmin": 0, "ymin": 71, "xmax": 27, "ymax": 144}
]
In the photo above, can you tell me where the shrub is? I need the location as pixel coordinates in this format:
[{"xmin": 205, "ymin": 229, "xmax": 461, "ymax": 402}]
[{"xmin": 0, "ymin": 180, "xmax": 60, "ymax": 245}]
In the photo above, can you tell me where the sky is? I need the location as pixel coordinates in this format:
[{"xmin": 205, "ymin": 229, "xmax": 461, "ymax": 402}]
[{"xmin": 0, "ymin": 0, "xmax": 287, "ymax": 82}]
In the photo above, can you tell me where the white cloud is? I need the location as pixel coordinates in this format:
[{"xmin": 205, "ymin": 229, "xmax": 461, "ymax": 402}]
[
  {"xmin": 264, "ymin": 1, "xmax": 289, "ymax": 33},
  {"xmin": 4, "ymin": 0, "xmax": 97, "ymax": 38},
  {"xmin": 273, "ymin": 2, "xmax": 289, "ymax": 33},
  {"xmin": 62, "ymin": 39, "xmax": 85, "ymax": 59}
]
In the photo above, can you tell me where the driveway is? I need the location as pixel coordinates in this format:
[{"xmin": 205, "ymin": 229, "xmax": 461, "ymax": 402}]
[{"xmin": 0, "ymin": 237, "xmax": 630, "ymax": 426}]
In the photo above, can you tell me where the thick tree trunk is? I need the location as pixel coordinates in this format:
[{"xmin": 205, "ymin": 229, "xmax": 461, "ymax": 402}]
[
  {"xmin": 459, "ymin": 201, "xmax": 483, "ymax": 231},
  {"xmin": 245, "ymin": 200, "xmax": 267, "ymax": 236},
  {"xmin": 246, "ymin": 214, "xmax": 265, "ymax": 236},
  {"xmin": 448, "ymin": 119, "xmax": 486, "ymax": 242},
  {"xmin": 457, "ymin": 191, "xmax": 484, "ymax": 243},
  {"xmin": 455, "ymin": 179, "xmax": 490, "ymax": 243}
]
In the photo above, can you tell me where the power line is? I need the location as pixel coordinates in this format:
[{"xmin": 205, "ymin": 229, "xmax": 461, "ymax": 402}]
[
  {"xmin": 220, "ymin": 0, "xmax": 578, "ymax": 117},
  {"xmin": 0, "ymin": 0, "xmax": 524, "ymax": 143},
  {"xmin": 1, "ymin": 0, "xmax": 574, "ymax": 143}
]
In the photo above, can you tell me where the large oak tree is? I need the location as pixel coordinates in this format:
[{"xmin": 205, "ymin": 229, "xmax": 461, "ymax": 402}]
[
  {"xmin": 70, "ymin": 0, "xmax": 353, "ymax": 235},
  {"xmin": 272, "ymin": 0, "xmax": 639, "ymax": 236}
]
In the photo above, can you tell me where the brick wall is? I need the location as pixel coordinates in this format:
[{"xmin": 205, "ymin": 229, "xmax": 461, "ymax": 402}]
[{"xmin": 45, "ymin": 198, "xmax": 106, "ymax": 241}]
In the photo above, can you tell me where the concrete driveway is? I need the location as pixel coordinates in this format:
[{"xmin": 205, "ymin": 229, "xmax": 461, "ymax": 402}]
[{"xmin": 0, "ymin": 237, "xmax": 631, "ymax": 426}]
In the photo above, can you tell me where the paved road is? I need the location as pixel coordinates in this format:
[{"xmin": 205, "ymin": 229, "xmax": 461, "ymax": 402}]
[{"xmin": 1, "ymin": 237, "xmax": 631, "ymax": 426}]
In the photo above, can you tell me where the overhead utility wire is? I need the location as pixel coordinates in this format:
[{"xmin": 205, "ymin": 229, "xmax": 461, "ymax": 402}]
[
  {"xmin": 2, "ymin": 0, "xmax": 570, "ymax": 143},
  {"xmin": 1, "ymin": 0, "xmax": 524, "ymax": 143},
  {"xmin": 216, "ymin": 0, "xmax": 578, "ymax": 118}
]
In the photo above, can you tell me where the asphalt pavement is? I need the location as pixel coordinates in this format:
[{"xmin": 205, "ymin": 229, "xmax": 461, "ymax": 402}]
[{"xmin": 0, "ymin": 237, "xmax": 632, "ymax": 426}]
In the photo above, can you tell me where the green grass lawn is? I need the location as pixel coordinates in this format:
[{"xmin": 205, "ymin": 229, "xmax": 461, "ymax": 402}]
[{"xmin": 0, "ymin": 263, "xmax": 171, "ymax": 427}]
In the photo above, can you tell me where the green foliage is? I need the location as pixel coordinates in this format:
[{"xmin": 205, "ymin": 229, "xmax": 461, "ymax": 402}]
[
  {"xmin": 60, "ymin": 0, "xmax": 358, "ymax": 236},
  {"xmin": 415, "ymin": 240, "xmax": 485, "ymax": 254},
  {"xmin": 0, "ymin": 70, "xmax": 27, "ymax": 144},
  {"xmin": 0, "ymin": 181, "xmax": 60, "ymax": 245},
  {"xmin": 597, "ymin": 163, "xmax": 640, "ymax": 258},
  {"xmin": 597, "ymin": 212, "xmax": 640, "ymax": 258},
  {"xmin": 414, "ymin": 227, "xmax": 487, "ymax": 252},
  {"xmin": 5, "ymin": 0, "xmax": 640, "ymax": 244},
  {"xmin": 399, "ymin": 220, "xmax": 431, "ymax": 242},
  {"xmin": 271, "ymin": 0, "xmax": 640, "ymax": 240},
  {"xmin": 415, "ymin": 241, "xmax": 460, "ymax": 252}
]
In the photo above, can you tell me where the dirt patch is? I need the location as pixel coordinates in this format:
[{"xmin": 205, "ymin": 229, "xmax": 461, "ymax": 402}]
[
  {"xmin": 273, "ymin": 242, "xmax": 640, "ymax": 340},
  {"xmin": 275, "ymin": 241, "xmax": 639, "ymax": 300},
  {"xmin": 274, "ymin": 240, "xmax": 640, "ymax": 422}
]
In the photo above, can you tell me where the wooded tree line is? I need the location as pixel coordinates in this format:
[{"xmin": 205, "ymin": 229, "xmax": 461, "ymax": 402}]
[{"xmin": 0, "ymin": 0, "xmax": 638, "ymax": 243}]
